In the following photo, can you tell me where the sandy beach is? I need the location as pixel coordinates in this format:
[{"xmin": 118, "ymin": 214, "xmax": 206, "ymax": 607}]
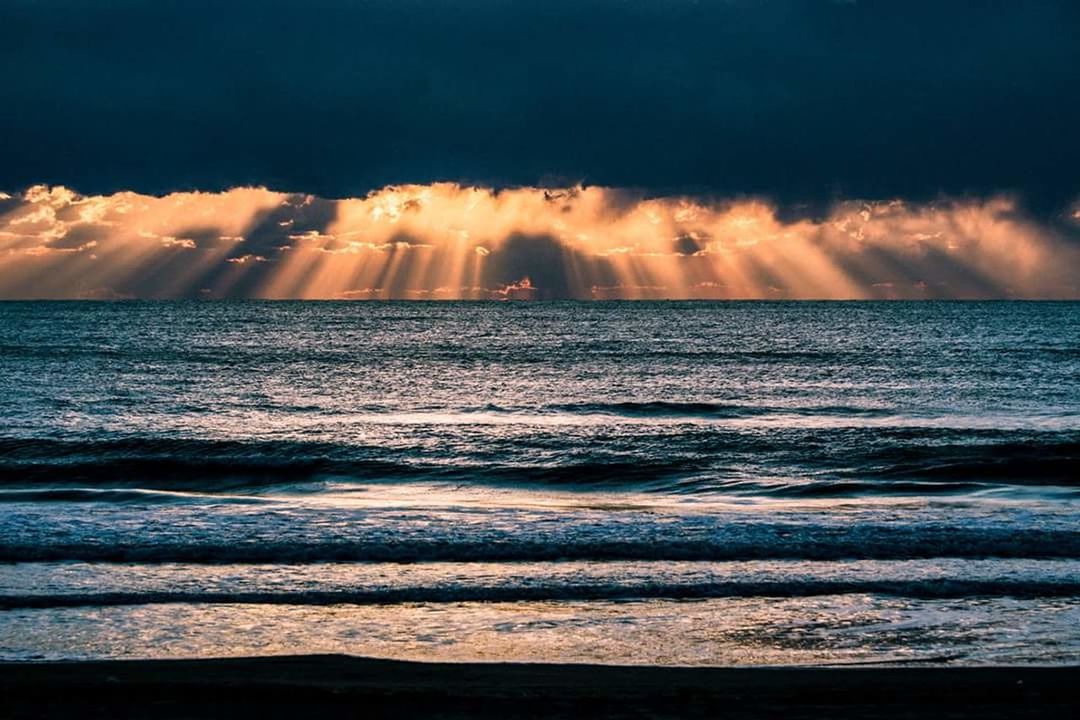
[{"xmin": 4, "ymin": 655, "xmax": 1077, "ymax": 719}]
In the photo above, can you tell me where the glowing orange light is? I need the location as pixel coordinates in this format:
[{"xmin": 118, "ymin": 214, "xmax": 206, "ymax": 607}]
[{"xmin": 1, "ymin": 184, "xmax": 1077, "ymax": 299}]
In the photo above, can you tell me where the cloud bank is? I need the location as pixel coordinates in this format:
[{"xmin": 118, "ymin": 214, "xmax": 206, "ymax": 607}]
[{"xmin": 1, "ymin": 185, "xmax": 1077, "ymax": 299}]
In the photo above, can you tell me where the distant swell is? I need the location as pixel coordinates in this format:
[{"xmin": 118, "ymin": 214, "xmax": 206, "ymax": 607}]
[{"xmin": 547, "ymin": 401, "xmax": 895, "ymax": 419}]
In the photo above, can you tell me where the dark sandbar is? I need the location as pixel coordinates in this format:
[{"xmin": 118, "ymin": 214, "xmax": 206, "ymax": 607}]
[{"xmin": 3, "ymin": 655, "xmax": 1077, "ymax": 719}]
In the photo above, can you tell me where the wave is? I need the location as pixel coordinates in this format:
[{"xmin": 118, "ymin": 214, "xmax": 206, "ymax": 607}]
[
  {"xmin": 544, "ymin": 401, "xmax": 896, "ymax": 419},
  {"xmin": 0, "ymin": 440, "xmax": 697, "ymax": 492},
  {"xmin": 5, "ymin": 576, "xmax": 1080, "ymax": 610},
  {"xmin": 858, "ymin": 441, "xmax": 1080, "ymax": 484},
  {"xmin": 0, "ymin": 488, "xmax": 269, "ymax": 504},
  {"xmin": 0, "ymin": 437, "xmax": 422, "ymax": 490},
  {"xmin": 1, "ymin": 432, "xmax": 1077, "ymax": 495},
  {"xmin": 5, "ymin": 527, "xmax": 1079, "ymax": 564}
]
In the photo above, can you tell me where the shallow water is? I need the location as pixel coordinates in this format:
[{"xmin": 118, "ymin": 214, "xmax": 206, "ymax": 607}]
[{"xmin": 1, "ymin": 301, "xmax": 1078, "ymax": 664}]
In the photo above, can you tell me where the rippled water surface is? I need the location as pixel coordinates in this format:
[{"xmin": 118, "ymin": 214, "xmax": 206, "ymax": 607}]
[{"xmin": 1, "ymin": 301, "xmax": 1078, "ymax": 664}]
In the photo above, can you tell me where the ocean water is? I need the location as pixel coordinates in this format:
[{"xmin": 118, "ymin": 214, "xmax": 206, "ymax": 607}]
[{"xmin": 1, "ymin": 301, "xmax": 1078, "ymax": 665}]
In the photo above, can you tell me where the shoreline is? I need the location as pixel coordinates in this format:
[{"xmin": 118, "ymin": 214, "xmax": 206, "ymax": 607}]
[{"xmin": 4, "ymin": 655, "xmax": 1078, "ymax": 718}]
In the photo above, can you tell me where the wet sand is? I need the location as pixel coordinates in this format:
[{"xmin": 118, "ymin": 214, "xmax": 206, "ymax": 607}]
[{"xmin": 3, "ymin": 655, "xmax": 1077, "ymax": 719}]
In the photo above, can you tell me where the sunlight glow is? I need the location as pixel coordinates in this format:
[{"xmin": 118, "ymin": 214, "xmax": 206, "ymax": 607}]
[{"xmin": 1, "ymin": 184, "xmax": 1077, "ymax": 299}]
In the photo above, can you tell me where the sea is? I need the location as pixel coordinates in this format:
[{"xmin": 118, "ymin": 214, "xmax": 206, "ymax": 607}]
[{"xmin": 1, "ymin": 301, "xmax": 1078, "ymax": 666}]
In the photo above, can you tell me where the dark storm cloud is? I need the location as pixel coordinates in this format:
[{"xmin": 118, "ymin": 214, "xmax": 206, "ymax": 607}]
[{"xmin": 1, "ymin": 1, "xmax": 1078, "ymax": 214}]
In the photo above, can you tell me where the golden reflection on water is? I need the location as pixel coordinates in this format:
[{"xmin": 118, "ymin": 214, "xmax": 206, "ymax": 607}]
[
  {"xmin": 5, "ymin": 596, "xmax": 1078, "ymax": 665},
  {"xmin": 4, "ymin": 558, "xmax": 1079, "ymax": 664}
]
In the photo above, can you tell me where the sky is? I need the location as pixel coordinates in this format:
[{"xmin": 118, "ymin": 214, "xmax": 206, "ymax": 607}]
[{"xmin": 1, "ymin": 0, "xmax": 1078, "ymax": 299}]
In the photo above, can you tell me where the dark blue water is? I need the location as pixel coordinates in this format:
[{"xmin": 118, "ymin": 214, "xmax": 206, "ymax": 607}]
[{"xmin": 1, "ymin": 301, "xmax": 1078, "ymax": 664}]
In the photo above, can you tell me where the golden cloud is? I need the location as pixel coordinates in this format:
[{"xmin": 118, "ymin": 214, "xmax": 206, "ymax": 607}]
[{"xmin": 1, "ymin": 184, "xmax": 1077, "ymax": 299}]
